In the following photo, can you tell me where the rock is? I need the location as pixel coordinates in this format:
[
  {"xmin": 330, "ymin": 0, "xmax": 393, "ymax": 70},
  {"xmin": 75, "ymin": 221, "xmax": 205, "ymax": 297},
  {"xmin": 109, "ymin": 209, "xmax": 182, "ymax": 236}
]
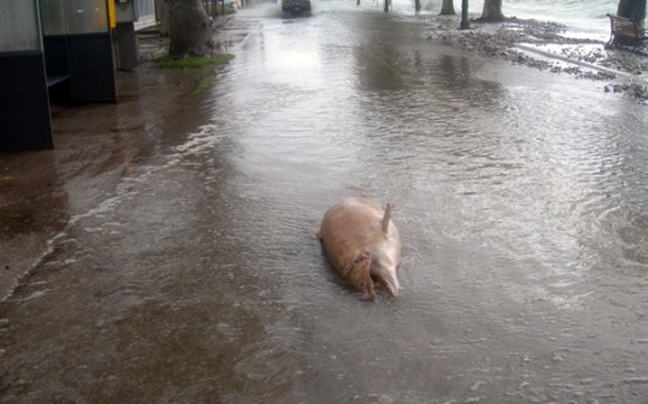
[{"xmin": 423, "ymin": 15, "xmax": 648, "ymax": 101}]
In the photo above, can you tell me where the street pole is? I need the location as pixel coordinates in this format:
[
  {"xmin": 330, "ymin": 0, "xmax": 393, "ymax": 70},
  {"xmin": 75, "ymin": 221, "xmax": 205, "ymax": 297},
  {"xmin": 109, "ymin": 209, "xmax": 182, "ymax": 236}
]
[{"xmin": 460, "ymin": 0, "xmax": 470, "ymax": 29}]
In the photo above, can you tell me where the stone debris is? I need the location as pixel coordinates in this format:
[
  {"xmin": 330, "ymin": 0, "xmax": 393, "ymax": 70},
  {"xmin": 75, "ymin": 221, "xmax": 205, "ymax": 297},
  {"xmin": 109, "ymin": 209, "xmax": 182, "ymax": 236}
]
[{"xmin": 426, "ymin": 16, "xmax": 648, "ymax": 102}]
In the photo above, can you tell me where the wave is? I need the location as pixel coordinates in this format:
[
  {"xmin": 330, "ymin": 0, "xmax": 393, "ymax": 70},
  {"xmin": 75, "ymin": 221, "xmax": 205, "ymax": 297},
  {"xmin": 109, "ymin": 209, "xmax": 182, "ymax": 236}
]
[
  {"xmin": 417, "ymin": 0, "xmax": 623, "ymax": 40},
  {"xmin": 504, "ymin": 0, "xmax": 619, "ymax": 19}
]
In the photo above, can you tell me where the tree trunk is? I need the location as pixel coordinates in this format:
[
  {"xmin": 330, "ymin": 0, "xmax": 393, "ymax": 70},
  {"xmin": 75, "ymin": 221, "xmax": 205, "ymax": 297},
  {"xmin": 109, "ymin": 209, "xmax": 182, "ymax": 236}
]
[
  {"xmin": 159, "ymin": 1, "xmax": 169, "ymax": 37},
  {"xmin": 154, "ymin": 0, "xmax": 168, "ymax": 36},
  {"xmin": 460, "ymin": 0, "xmax": 470, "ymax": 29},
  {"xmin": 166, "ymin": 0, "xmax": 214, "ymax": 59},
  {"xmin": 617, "ymin": 0, "xmax": 646, "ymax": 29},
  {"xmin": 440, "ymin": 0, "xmax": 456, "ymax": 15},
  {"xmin": 481, "ymin": 0, "xmax": 505, "ymax": 21},
  {"xmin": 415, "ymin": 0, "xmax": 421, "ymax": 13}
]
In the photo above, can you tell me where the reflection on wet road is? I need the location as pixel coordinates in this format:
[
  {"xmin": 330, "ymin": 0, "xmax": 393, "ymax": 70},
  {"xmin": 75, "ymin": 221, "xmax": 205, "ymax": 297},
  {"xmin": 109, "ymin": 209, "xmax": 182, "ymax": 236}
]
[{"xmin": 2, "ymin": 1, "xmax": 648, "ymax": 403}]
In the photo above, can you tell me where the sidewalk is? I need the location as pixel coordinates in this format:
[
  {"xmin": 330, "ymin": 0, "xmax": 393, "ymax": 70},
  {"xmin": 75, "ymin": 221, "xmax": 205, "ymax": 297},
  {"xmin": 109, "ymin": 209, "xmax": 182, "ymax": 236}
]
[
  {"xmin": 3, "ymin": 10, "xmax": 645, "ymax": 301},
  {"xmin": 0, "ymin": 24, "xmax": 231, "ymax": 301}
]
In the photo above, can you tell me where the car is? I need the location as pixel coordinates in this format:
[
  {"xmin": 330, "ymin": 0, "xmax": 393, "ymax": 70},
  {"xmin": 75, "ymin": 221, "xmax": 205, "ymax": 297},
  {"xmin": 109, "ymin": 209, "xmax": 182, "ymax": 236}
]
[{"xmin": 282, "ymin": 0, "xmax": 311, "ymax": 13}]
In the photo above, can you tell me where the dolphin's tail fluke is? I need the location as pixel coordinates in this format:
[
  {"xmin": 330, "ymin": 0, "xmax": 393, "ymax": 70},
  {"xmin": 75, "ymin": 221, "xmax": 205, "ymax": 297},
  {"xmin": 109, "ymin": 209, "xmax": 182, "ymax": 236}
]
[{"xmin": 373, "ymin": 265, "xmax": 400, "ymax": 297}]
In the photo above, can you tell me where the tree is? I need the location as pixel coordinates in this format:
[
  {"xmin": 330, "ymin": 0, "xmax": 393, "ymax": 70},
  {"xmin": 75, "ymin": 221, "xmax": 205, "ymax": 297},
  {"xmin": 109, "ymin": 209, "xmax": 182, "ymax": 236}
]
[
  {"xmin": 480, "ymin": 0, "xmax": 505, "ymax": 21},
  {"xmin": 440, "ymin": 0, "xmax": 456, "ymax": 15},
  {"xmin": 460, "ymin": 0, "xmax": 470, "ymax": 29},
  {"xmin": 617, "ymin": 0, "xmax": 646, "ymax": 29},
  {"xmin": 166, "ymin": 0, "xmax": 215, "ymax": 59}
]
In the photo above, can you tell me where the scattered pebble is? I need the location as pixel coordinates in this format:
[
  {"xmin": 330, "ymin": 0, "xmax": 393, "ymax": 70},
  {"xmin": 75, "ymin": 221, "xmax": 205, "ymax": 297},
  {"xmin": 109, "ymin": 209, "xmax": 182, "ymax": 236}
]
[
  {"xmin": 426, "ymin": 16, "xmax": 648, "ymax": 102},
  {"xmin": 377, "ymin": 394, "xmax": 394, "ymax": 404}
]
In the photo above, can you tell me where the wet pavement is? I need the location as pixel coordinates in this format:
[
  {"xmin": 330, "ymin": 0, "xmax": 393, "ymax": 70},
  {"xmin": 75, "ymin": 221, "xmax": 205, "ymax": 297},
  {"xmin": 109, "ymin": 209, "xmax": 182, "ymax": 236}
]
[{"xmin": 2, "ymin": 2, "xmax": 648, "ymax": 403}]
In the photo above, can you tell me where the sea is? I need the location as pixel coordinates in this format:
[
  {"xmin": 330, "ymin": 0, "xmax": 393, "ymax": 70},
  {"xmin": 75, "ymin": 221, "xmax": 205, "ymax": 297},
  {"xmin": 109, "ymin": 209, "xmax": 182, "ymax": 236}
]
[{"xmin": 398, "ymin": 0, "xmax": 641, "ymax": 42}]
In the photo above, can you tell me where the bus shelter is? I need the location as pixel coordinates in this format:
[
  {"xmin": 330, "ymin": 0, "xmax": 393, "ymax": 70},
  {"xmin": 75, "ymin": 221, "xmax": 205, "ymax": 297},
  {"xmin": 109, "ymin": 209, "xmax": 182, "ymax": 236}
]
[{"xmin": 0, "ymin": 0, "xmax": 117, "ymax": 150}]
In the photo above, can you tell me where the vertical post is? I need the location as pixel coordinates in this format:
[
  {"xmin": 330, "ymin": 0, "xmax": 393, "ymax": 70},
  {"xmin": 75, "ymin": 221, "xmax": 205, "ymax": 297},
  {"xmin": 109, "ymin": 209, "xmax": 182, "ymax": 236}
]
[
  {"xmin": 115, "ymin": 0, "xmax": 139, "ymax": 71},
  {"xmin": 115, "ymin": 23, "xmax": 138, "ymax": 70},
  {"xmin": 415, "ymin": 0, "xmax": 421, "ymax": 13},
  {"xmin": 0, "ymin": 0, "xmax": 54, "ymax": 150},
  {"xmin": 460, "ymin": 0, "xmax": 470, "ymax": 29}
]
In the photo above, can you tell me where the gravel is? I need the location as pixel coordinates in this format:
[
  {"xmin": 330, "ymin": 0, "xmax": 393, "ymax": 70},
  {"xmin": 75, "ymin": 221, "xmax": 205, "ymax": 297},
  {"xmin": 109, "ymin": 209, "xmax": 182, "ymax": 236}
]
[{"xmin": 424, "ymin": 15, "xmax": 648, "ymax": 103}]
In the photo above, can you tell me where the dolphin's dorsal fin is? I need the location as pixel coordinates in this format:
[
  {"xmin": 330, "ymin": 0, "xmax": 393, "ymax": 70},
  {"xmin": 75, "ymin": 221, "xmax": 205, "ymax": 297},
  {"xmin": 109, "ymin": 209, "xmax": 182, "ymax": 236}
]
[{"xmin": 382, "ymin": 202, "xmax": 394, "ymax": 234}]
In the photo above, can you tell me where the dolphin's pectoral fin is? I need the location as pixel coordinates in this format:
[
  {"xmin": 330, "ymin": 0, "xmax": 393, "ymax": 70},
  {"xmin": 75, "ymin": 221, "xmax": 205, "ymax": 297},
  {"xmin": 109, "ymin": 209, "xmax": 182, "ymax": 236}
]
[
  {"xmin": 309, "ymin": 223, "xmax": 323, "ymax": 239},
  {"xmin": 346, "ymin": 251, "xmax": 376, "ymax": 301}
]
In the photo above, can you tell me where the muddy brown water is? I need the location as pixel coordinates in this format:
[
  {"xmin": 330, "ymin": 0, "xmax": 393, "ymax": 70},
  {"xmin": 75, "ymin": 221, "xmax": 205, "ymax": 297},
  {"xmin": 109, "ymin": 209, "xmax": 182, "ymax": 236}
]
[{"xmin": 2, "ymin": 2, "xmax": 648, "ymax": 403}]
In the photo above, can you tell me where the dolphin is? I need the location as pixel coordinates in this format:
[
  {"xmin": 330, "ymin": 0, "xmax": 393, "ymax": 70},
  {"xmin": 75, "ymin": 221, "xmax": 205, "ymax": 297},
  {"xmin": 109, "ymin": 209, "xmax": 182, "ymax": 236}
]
[{"xmin": 318, "ymin": 197, "xmax": 401, "ymax": 301}]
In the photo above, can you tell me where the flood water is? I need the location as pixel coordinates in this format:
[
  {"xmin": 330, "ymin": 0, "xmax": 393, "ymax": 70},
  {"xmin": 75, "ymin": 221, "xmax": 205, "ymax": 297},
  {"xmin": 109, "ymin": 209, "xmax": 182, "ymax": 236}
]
[{"xmin": 2, "ymin": 2, "xmax": 648, "ymax": 403}]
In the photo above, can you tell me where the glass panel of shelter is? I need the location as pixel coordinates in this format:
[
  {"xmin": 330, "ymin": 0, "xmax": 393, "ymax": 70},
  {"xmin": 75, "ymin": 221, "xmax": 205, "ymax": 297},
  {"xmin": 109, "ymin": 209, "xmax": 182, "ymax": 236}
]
[
  {"xmin": 0, "ymin": 0, "xmax": 41, "ymax": 52},
  {"xmin": 40, "ymin": 0, "xmax": 109, "ymax": 36}
]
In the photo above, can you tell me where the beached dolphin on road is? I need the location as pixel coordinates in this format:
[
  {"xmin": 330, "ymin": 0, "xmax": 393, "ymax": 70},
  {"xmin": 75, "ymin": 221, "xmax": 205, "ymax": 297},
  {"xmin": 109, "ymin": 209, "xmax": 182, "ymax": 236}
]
[{"xmin": 318, "ymin": 197, "xmax": 401, "ymax": 301}]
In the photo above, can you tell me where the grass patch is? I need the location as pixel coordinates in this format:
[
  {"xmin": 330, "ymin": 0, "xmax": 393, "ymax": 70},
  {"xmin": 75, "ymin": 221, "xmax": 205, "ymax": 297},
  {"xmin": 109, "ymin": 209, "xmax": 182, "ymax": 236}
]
[
  {"xmin": 195, "ymin": 76, "xmax": 217, "ymax": 95},
  {"xmin": 155, "ymin": 54, "xmax": 235, "ymax": 69}
]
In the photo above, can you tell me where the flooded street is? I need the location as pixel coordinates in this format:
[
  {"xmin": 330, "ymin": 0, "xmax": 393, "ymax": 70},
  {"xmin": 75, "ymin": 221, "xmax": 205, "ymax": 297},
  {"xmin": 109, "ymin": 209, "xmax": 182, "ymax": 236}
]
[{"xmin": 2, "ymin": 2, "xmax": 648, "ymax": 403}]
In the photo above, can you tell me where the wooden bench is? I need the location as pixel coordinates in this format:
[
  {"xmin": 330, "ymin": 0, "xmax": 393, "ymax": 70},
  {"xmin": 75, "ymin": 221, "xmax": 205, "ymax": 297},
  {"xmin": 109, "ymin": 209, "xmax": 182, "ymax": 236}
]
[{"xmin": 606, "ymin": 14, "xmax": 647, "ymax": 52}]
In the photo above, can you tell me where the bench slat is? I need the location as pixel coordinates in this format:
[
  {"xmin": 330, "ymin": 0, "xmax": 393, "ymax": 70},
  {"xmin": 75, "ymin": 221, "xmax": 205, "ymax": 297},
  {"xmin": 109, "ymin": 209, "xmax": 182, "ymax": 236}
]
[{"xmin": 606, "ymin": 14, "xmax": 647, "ymax": 52}]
